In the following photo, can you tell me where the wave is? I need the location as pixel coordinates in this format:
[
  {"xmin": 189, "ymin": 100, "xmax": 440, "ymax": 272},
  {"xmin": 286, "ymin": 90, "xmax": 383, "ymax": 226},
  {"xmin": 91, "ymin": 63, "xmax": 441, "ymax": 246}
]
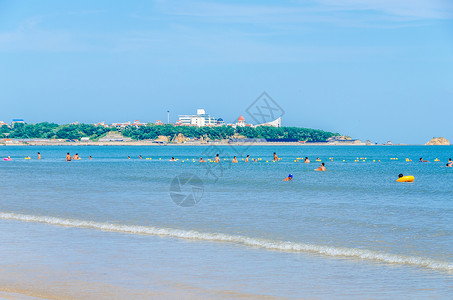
[{"xmin": 1, "ymin": 212, "xmax": 452, "ymax": 272}]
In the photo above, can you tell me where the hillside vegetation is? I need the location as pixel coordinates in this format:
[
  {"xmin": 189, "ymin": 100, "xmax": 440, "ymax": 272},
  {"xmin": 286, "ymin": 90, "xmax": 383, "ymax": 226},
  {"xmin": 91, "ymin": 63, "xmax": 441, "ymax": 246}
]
[{"xmin": 1, "ymin": 123, "xmax": 339, "ymax": 142}]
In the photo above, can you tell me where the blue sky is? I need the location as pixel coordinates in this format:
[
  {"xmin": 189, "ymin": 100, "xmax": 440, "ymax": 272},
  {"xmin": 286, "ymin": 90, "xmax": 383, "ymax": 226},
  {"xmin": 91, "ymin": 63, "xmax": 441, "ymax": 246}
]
[{"xmin": 1, "ymin": 0, "xmax": 452, "ymax": 144}]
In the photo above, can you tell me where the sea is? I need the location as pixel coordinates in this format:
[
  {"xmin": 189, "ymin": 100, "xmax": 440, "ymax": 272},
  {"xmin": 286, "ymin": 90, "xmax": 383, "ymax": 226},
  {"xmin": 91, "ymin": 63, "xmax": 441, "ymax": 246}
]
[{"xmin": 0, "ymin": 145, "xmax": 452, "ymax": 299}]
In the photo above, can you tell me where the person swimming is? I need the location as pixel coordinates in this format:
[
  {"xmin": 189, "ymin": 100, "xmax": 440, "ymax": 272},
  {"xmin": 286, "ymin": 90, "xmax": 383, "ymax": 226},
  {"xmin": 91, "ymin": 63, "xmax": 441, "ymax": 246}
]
[
  {"xmin": 419, "ymin": 157, "xmax": 429, "ymax": 162},
  {"xmin": 273, "ymin": 152, "xmax": 278, "ymax": 161},
  {"xmin": 315, "ymin": 162, "xmax": 326, "ymax": 171},
  {"xmin": 139, "ymin": 155, "xmax": 142, "ymax": 159},
  {"xmin": 447, "ymin": 158, "xmax": 452, "ymax": 167},
  {"xmin": 304, "ymin": 157, "xmax": 310, "ymax": 163},
  {"xmin": 127, "ymin": 156, "xmax": 131, "ymax": 159},
  {"xmin": 66, "ymin": 153, "xmax": 71, "ymax": 161},
  {"xmin": 232, "ymin": 156, "xmax": 238, "ymax": 163},
  {"xmin": 199, "ymin": 157, "xmax": 206, "ymax": 162},
  {"xmin": 214, "ymin": 154, "xmax": 220, "ymax": 163},
  {"xmin": 89, "ymin": 156, "xmax": 92, "ymax": 160},
  {"xmin": 37, "ymin": 152, "xmax": 41, "ymax": 160},
  {"xmin": 245, "ymin": 155, "xmax": 250, "ymax": 162},
  {"xmin": 170, "ymin": 157, "xmax": 176, "ymax": 161},
  {"xmin": 73, "ymin": 153, "xmax": 80, "ymax": 160},
  {"xmin": 283, "ymin": 174, "xmax": 293, "ymax": 181}
]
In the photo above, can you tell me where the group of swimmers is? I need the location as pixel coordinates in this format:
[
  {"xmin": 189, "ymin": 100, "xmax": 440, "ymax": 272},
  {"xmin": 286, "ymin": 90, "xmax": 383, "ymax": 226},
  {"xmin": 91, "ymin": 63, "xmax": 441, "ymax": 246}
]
[
  {"xmin": 65, "ymin": 153, "xmax": 92, "ymax": 161},
  {"xmin": 200, "ymin": 152, "xmax": 326, "ymax": 181},
  {"xmin": 420, "ymin": 157, "xmax": 452, "ymax": 167},
  {"xmin": 4, "ymin": 152, "xmax": 453, "ymax": 169}
]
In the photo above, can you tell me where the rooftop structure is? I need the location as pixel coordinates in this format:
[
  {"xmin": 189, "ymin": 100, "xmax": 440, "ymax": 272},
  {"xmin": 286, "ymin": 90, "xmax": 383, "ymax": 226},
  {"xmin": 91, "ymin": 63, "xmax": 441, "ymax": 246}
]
[
  {"xmin": 229, "ymin": 115, "xmax": 281, "ymax": 128},
  {"xmin": 11, "ymin": 119, "xmax": 25, "ymax": 127},
  {"xmin": 236, "ymin": 115, "xmax": 246, "ymax": 127},
  {"xmin": 256, "ymin": 117, "xmax": 281, "ymax": 128}
]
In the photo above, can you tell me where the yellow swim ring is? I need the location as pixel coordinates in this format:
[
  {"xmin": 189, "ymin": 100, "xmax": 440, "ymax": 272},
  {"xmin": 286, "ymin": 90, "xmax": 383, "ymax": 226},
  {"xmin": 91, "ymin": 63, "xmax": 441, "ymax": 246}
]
[{"xmin": 396, "ymin": 176, "xmax": 414, "ymax": 183}]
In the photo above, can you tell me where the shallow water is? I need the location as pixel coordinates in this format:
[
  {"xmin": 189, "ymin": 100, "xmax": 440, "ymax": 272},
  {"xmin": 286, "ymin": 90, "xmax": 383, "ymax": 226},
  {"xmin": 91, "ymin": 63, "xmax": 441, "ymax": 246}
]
[{"xmin": 0, "ymin": 145, "xmax": 452, "ymax": 298}]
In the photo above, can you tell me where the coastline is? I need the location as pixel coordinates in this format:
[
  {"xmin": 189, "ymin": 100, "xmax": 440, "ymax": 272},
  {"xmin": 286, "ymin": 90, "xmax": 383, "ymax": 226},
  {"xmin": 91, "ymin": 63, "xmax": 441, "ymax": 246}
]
[{"xmin": 0, "ymin": 141, "xmax": 417, "ymax": 146}]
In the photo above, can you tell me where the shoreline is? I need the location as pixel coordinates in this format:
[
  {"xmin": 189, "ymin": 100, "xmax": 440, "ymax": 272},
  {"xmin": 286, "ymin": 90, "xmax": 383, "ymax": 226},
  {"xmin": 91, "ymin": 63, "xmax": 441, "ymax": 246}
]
[{"xmin": 0, "ymin": 142, "xmax": 429, "ymax": 147}]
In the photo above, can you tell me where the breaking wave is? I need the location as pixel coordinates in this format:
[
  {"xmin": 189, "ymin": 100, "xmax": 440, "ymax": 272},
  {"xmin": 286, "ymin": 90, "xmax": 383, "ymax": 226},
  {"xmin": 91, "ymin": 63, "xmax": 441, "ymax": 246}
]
[{"xmin": 1, "ymin": 212, "xmax": 452, "ymax": 272}]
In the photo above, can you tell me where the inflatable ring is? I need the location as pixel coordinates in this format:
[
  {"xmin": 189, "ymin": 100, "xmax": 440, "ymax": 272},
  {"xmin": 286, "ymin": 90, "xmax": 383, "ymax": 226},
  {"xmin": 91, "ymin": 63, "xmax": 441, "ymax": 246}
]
[{"xmin": 396, "ymin": 176, "xmax": 414, "ymax": 182}]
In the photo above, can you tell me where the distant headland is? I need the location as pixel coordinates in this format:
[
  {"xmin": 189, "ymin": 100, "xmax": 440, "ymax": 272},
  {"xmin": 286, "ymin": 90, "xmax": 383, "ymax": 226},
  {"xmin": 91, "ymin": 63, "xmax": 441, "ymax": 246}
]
[{"xmin": 0, "ymin": 121, "xmax": 344, "ymax": 146}]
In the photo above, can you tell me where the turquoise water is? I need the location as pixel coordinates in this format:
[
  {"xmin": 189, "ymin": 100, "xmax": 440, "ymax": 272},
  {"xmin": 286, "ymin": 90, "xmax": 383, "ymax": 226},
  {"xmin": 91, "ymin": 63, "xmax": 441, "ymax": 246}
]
[{"xmin": 0, "ymin": 145, "xmax": 452, "ymax": 298}]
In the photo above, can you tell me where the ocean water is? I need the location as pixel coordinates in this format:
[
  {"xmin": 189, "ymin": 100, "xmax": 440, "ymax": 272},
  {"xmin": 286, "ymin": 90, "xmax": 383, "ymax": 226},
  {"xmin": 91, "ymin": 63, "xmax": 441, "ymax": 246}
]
[{"xmin": 0, "ymin": 145, "xmax": 452, "ymax": 299}]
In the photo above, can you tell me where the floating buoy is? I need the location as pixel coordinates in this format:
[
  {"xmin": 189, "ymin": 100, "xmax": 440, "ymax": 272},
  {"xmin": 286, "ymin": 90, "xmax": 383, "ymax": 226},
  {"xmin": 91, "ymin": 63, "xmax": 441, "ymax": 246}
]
[{"xmin": 396, "ymin": 176, "xmax": 415, "ymax": 183}]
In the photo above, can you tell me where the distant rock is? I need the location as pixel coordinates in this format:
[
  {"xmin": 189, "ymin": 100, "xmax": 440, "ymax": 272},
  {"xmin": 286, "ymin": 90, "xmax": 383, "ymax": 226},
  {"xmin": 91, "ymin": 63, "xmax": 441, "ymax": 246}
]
[
  {"xmin": 425, "ymin": 137, "xmax": 450, "ymax": 145},
  {"xmin": 156, "ymin": 135, "xmax": 170, "ymax": 143}
]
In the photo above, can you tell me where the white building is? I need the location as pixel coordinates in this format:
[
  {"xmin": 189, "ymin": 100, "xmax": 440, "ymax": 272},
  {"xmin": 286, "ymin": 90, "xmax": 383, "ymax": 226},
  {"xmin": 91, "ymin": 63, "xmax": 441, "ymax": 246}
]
[
  {"xmin": 178, "ymin": 109, "xmax": 218, "ymax": 127},
  {"xmin": 256, "ymin": 117, "xmax": 281, "ymax": 128},
  {"xmin": 236, "ymin": 115, "xmax": 246, "ymax": 127}
]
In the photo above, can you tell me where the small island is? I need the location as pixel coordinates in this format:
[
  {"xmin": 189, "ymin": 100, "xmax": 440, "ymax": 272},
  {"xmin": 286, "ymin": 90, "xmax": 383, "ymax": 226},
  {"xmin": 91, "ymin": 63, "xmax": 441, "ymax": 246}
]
[{"xmin": 425, "ymin": 137, "xmax": 450, "ymax": 146}]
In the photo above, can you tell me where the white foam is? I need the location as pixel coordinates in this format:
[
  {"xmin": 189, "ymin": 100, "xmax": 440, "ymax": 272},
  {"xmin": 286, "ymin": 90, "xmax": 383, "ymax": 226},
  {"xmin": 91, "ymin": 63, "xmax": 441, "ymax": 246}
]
[{"xmin": 1, "ymin": 212, "xmax": 452, "ymax": 272}]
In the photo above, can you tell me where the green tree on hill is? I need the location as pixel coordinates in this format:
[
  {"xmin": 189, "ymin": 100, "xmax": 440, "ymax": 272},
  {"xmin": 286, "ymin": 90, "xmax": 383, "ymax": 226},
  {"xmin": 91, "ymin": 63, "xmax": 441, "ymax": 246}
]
[{"xmin": 2, "ymin": 123, "xmax": 339, "ymax": 142}]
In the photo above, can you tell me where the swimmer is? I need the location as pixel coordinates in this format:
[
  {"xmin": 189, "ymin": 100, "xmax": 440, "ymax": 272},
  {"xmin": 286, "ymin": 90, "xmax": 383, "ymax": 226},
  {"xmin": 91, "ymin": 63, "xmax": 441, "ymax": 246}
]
[
  {"xmin": 232, "ymin": 156, "xmax": 238, "ymax": 163},
  {"xmin": 304, "ymin": 157, "xmax": 310, "ymax": 163},
  {"xmin": 89, "ymin": 156, "xmax": 92, "ymax": 160},
  {"xmin": 214, "ymin": 154, "xmax": 220, "ymax": 163},
  {"xmin": 315, "ymin": 162, "xmax": 326, "ymax": 171},
  {"xmin": 447, "ymin": 158, "xmax": 452, "ymax": 167},
  {"xmin": 283, "ymin": 174, "xmax": 293, "ymax": 181},
  {"xmin": 316, "ymin": 157, "xmax": 321, "ymax": 161},
  {"xmin": 73, "ymin": 153, "xmax": 79, "ymax": 160},
  {"xmin": 66, "ymin": 153, "xmax": 71, "ymax": 161},
  {"xmin": 245, "ymin": 155, "xmax": 250, "ymax": 162},
  {"xmin": 273, "ymin": 152, "xmax": 278, "ymax": 161},
  {"xmin": 170, "ymin": 157, "xmax": 176, "ymax": 161},
  {"xmin": 199, "ymin": 157, "xmax": 206, "ymax": 162},
  {"xmin": 254, "ymin": 158, "xmax": 258, "ymax": 162},
  {"xmin": 419, "ymin": 157, "xmax": 429, "ymax": 162},
  {"xmin": 139, "ymin": 155, "xmax": 142, "ymax": 159},
  {"xmin": 37, "ymin": 152, "xmax": 41, "ymax": 160},
  {"xmin": 25, "ymin": 156, "xmax": 31, "ymax": 159},
  {"xmin": 127, "ymin": 156, "xmax": 131, "ymax": 159}
]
